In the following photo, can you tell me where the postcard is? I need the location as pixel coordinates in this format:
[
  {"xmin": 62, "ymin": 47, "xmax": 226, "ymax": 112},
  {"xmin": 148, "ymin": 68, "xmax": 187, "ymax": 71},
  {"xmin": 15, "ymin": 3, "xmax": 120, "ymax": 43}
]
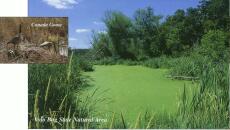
[{"xmin": 28, "ymin": 0, "xmax": 229, "ymax": 129}]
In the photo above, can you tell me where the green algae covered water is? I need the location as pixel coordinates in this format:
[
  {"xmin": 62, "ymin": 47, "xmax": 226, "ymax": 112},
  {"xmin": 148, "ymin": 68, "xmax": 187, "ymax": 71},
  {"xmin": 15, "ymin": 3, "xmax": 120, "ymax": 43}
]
[{"xmin": 83, "ymin": 65, "xmax": 194, "ymax": 125}]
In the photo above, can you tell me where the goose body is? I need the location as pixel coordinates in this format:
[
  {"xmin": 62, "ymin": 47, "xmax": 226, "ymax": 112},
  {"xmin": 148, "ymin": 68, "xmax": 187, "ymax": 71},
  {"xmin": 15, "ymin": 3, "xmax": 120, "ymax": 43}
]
[{"xmin": 7, "ymin": 35, "xmax": 21, "ymax": 45}]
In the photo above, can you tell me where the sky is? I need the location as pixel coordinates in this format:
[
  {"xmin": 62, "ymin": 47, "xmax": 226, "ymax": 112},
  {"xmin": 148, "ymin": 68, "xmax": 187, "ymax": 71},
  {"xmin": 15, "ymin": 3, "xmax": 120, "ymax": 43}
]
[{"xmin": 29, "ymin": 0, "xmax": 200, "ymax": 49}]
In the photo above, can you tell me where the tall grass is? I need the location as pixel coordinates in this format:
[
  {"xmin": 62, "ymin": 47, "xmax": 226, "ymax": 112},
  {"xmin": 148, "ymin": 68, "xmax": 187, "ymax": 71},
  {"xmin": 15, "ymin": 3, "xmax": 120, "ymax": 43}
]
[
  {"xmin": 29, "ymin": 49, "xmax": 229, "ymax": 128},
  {"xmin": 176, "ymin": 62, "xmax": 229, "ymax": 128},
  {"xmin": 93, "ymin": 56, "xmax": 176, "ymax": 68},
  {"xmin": 28, "ymin": 52, "xmax": 92, "ymax": 129}
]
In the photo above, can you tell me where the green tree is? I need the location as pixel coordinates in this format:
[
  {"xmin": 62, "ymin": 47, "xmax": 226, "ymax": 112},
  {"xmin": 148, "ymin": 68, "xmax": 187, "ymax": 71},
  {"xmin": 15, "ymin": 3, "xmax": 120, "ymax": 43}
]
[
  {"xmin": 91, "ymin": 31, "xmax": 113, "ymax": 59},
  {"xmin": 182, "ymin": 7, "xmax": 203, "ymax": 47},
  {"xmin": 199, "ymin": 30, "xmax": 228, "ymax": 61},
  {"xmin": 163, "ymin": 10, "xmax": 186, "ymax": 55},
  {"xmin": 165, "ymin": 27, "xmax": 183, "ymax": 56},
  {"xmin": 103, "ymin": 11, "xmax": 135, "ymax": 59},
  {"xmin": 199, "ymin": 0, "xmax": 229, "ymax": 31},
  {"xmin": 133, "ymin": 7, "xmax": 162, "ymax": 57}
]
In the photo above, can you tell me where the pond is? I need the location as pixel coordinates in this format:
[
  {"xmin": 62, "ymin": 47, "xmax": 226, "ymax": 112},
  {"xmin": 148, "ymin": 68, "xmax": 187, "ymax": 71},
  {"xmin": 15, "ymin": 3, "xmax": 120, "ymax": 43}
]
[{"xmin": 83, "ymin": 65, "xmax": 194, "ymax": 125}]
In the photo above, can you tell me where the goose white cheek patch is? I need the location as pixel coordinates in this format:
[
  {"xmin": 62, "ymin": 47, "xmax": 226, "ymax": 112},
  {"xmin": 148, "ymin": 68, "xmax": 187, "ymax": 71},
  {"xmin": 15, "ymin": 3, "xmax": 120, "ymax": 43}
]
[{"xmin": 0, "ymin": 17, "xmax": 68, "ymax": 64}]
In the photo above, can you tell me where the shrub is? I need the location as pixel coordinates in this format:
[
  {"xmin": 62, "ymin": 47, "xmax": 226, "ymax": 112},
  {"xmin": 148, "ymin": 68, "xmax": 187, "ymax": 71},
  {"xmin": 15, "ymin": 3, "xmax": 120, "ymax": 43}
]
[
  {"xmin": 199, "ymin": 30, "xmax": 228, "ymax": 62},
  {"xmin": 78, "ymin": 57, "xmax": 94, "ymax": 72}
]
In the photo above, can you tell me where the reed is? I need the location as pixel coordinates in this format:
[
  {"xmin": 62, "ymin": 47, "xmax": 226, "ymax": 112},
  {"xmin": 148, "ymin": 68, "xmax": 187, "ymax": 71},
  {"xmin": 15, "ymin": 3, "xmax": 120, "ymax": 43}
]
[
  {"xmin": 28, "ymin": 49, "xmax": 229, "ymax": 128},
  {"xmin": 28, "ymin": 51, "xmax": 92, "ymax": 129}
]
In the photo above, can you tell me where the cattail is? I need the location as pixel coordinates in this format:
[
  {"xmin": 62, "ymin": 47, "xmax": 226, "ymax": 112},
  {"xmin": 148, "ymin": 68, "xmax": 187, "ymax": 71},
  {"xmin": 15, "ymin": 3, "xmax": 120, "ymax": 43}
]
[
  {"xmin": 44, "ymin": 76, "xmax": 51, "ymax": 110},
  {"xmin": 146, "ymin": 113, "xmax": 155, "ymax": 129},
  {"xmin": 109, "ymin": 112, "xmax": 115, "ymax": 129},
  {"xmin": 59, "ymin": 94, "xmax": 67, "ymax": 111},
  {"xmin": 49, "ymin": 108, "xmax": 57, "ymax": 129},
  {"xmin": 134, "ymin": 112, "xmax": 141, "ymax": 129},
  {"xmin": 34, "ymin": 90, "xmax": 40, "ymax": 128},
  {"xmin": 120, "ymin": 112, "xmax": 126, "ymax": 128},
  {"xmin": 67, "ymin": 51, "xmax": 73, "ymax": 82}
]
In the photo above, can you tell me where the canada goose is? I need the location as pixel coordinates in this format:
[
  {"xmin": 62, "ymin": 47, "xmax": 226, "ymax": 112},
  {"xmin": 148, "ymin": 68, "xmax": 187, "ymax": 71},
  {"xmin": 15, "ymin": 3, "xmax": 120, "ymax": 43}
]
[
  {"xmin": 7, "ymin": 34, "xmax": 23, "ymax": 50},
  {"xmin": 7, "ymin": 24, "xmax": 24, "ymax": 50},
  {"xmin": 40, "ymin": 41, "xmax": 56, "ymax": 53}
]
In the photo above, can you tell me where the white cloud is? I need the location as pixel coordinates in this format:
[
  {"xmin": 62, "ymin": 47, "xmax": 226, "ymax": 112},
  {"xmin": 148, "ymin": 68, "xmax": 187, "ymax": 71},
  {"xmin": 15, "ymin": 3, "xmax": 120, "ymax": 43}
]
[
  {"xmin": 97, "ymin": 30, "xmax": 107, "ymax": 34},
  {"xmin": 76, "ymin": 29, "xmax": 91, "ymax": 33},
  {"xmin": 43, "ymin": 0, "xmax": 79, "ymax": 9},
  {"xmin": 93, "ymin": 21, "xmax": 104, "ymax": 25},
  {"xmin": 69, "ymin": 37, "xmax": 77, "ymax": 41}
]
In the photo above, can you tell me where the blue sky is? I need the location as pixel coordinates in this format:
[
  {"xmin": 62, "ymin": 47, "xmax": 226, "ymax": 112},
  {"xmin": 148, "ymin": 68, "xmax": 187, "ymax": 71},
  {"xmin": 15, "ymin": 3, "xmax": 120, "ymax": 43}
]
[{"xmin": 29, "ymin": 0, "xmax": 200, "ymax": 49}]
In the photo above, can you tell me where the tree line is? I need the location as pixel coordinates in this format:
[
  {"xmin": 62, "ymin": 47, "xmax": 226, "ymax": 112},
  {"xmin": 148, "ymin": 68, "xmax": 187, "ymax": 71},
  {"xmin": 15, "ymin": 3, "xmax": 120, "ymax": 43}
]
[{"xmin": 91, "ymin": 0, "xmax": 229, "ymax": 61}]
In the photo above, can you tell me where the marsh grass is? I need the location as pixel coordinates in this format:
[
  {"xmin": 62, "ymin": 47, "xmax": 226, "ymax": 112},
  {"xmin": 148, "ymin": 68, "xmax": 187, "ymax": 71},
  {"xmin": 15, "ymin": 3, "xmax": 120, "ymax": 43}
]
[
  {"xmin": 97, "ymin": 66, "xmax": 228, "ymax": 129},
  {"xmin": 29, "ymin": 49, "xmax": 229, "ymax": 128},
  {"xmin": 28, "ymin": 52, "xmax": 93, "ymax": 129},
  {"xmin": 91, "ymin": 56, "xmax": 229, "ymax": 129}
]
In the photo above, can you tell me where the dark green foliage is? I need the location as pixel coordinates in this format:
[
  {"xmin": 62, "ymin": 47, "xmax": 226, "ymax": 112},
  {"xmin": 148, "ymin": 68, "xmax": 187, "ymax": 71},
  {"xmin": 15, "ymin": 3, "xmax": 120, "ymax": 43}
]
[
  {"xmin": 28, "ymin": 52, "xmax": 92, "ymax": 129},
  {"xmin": 78, "ymin": 58, "xmax": 94, "ymax": 72},
  {"xmin": 133, "ymin": 7, "xmax": 162, "ymax": 57},
  {"xmin": 92, "ymin": 7, "xmax": 163, "ymax": 60},
  {"xmin": 92, "ymin": 0, "xmax": 229, "ymax": 59},
  {"xmin": 199, "ymin": 0, "xmax": 230, "ymax": 31},
  {"xmin": 91, "ymin": 31, "xmax": 113, "ymax": 59},
  {"xmin": 169, "ymin": 56, "xmax": 209, "ymax": 77},
  {"xmin": 72, "ymin": 49, "xmax": 94, "ymax": 72},
  {"xmin": 103, "ymin": 11, "xmax": 135, "ymax": 59},
  {"xmin": 198, "ymin": 30, "xmax": 228, "ymax": 62}
]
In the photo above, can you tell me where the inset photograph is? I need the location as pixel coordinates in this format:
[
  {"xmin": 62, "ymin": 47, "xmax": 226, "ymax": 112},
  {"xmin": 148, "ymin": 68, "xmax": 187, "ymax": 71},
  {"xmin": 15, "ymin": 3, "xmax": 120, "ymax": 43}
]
[{"xmin": 0, "ymin": 17, "xmax": 68, "ymax": 63}]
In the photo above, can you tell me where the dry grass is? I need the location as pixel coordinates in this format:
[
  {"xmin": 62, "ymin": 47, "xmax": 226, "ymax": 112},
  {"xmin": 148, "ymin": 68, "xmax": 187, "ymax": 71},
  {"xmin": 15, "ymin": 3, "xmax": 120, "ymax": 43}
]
[{"xmin": 0, "ymin": 17, "xmax": 68, "ymax": 63}]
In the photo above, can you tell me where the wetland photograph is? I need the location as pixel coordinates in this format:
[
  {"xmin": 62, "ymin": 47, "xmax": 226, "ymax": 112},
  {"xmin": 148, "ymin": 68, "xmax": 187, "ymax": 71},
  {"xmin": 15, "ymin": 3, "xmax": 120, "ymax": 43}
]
[{"xmin": 28, "ymin": 0, "xmax": 229, "ymax": 129}]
